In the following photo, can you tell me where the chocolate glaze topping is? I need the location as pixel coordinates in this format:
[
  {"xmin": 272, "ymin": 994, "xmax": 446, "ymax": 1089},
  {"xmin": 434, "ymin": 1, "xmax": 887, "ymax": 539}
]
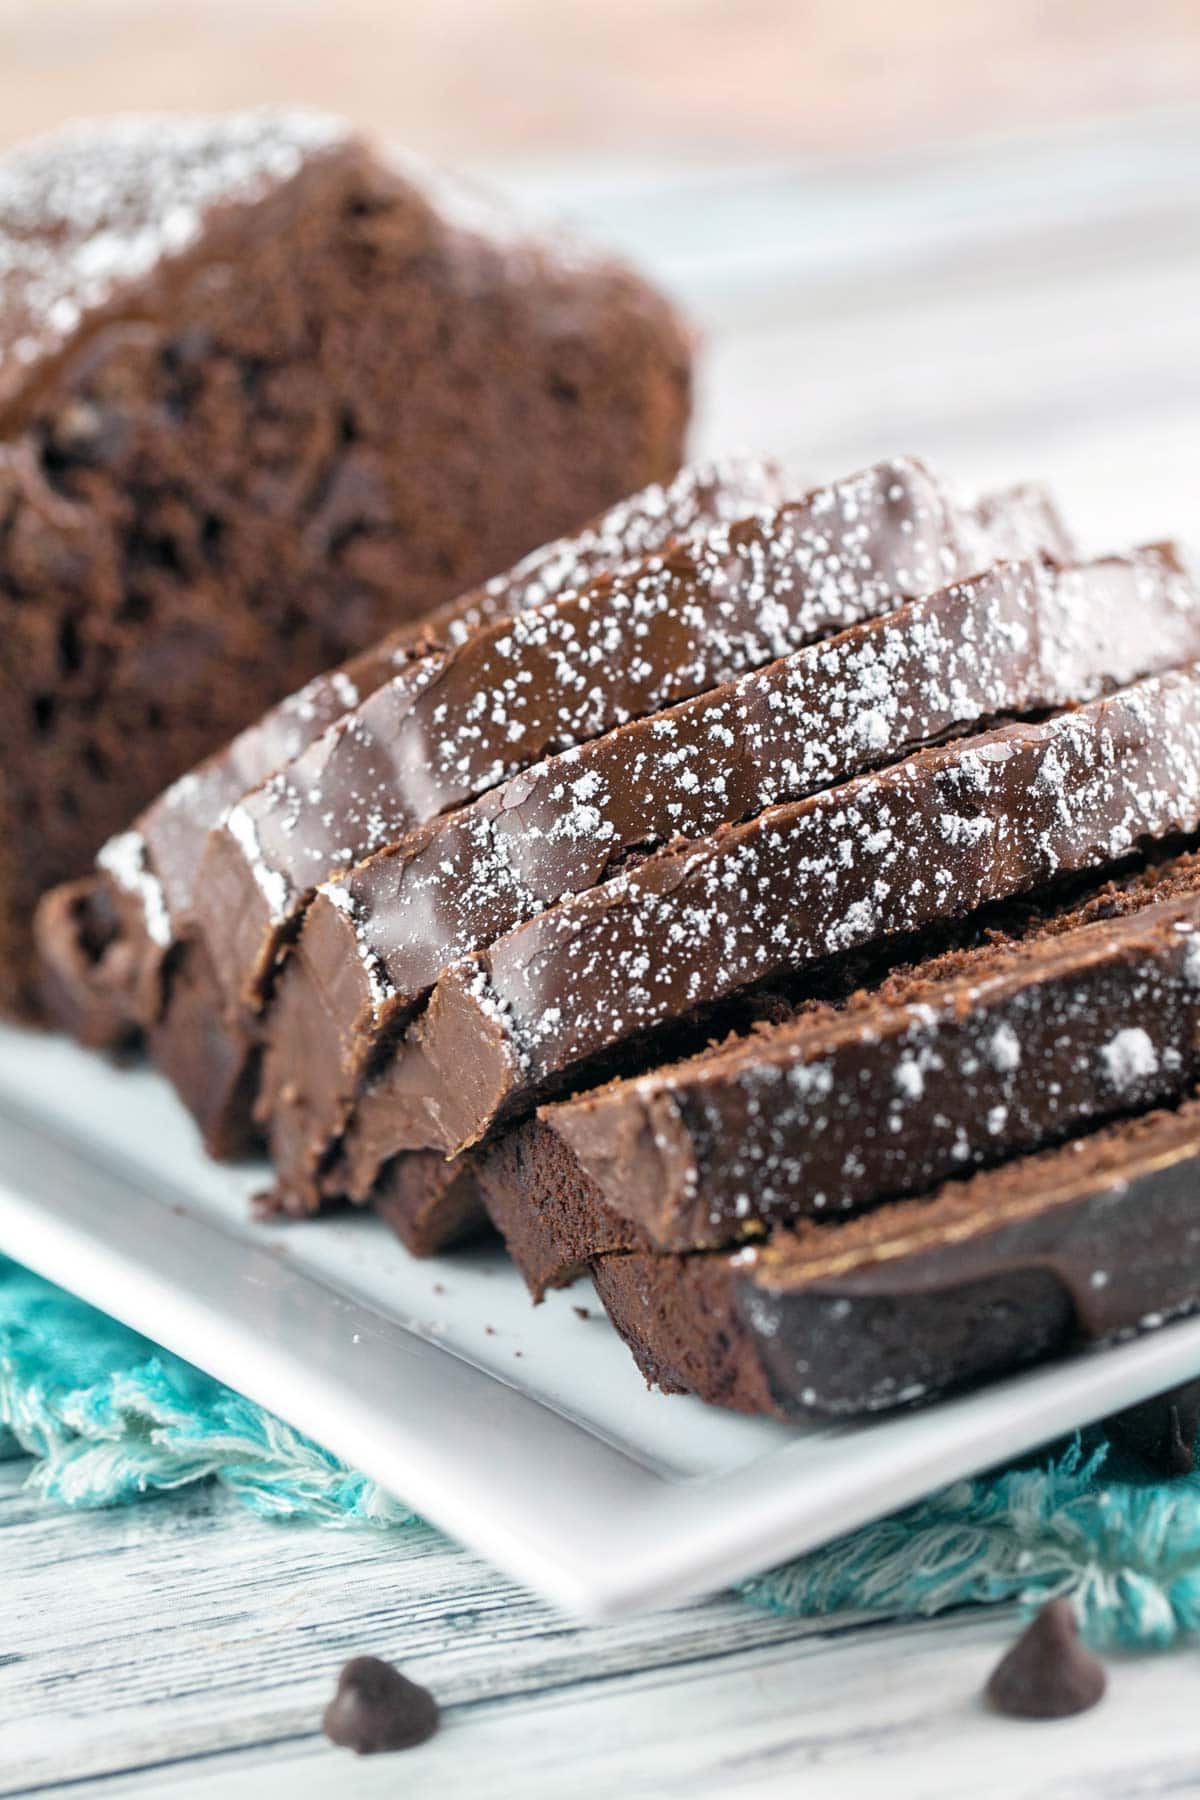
[
  {"xmin": 194, "ymin": 459, "xmax": 1069, "ymax": 1018},
  {"xmin": 342, "ymin": 665, "xmax": 1200, "ymax": 1186},
  {"xmin": 545, "ymin": 860, "xmax": 1200, "ymax": 1248},
  {"xmin": 420, "ymin": 452, "xmax": 792, "ymax": 650},
  {"xmin": 260, "ymin": 545, "xmax": 1198, "ymax": 1208},
  {"xmin": 474, "ymin": 850, "xmax": 1200, "ymax": 1294}
]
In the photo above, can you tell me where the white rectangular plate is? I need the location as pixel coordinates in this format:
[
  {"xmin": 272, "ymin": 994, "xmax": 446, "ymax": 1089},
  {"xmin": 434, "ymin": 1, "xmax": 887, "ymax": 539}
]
[{"xmin": 3, "ymin": 1021, "xmax": 1200, "ymax": 1621}]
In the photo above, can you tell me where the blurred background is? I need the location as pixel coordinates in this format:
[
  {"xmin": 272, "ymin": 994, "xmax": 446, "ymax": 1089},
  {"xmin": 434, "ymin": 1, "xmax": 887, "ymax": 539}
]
[
  {"xmin": 3, "ymin": 1, "xmax": 1198, "ymax": 161},
  {"xmin": 4, "ymin": 0, "xmax": 1197, "ymax": 544}
]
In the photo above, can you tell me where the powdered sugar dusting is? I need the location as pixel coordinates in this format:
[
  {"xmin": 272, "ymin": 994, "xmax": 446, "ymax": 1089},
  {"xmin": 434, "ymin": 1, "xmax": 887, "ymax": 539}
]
[
  {"xmin": 327, "ymin": 551, "xmax": 1156, "ymax": 1021},
  {"xmin": 220, "ymin": 459, "xmax": 1068, "ymax": 988},
  {"xmin": 988, "ymin": 1022, "xmax": 1022, "ymax": 1073},
  {"xmin": 553, "ymin": 873, "xmax": 1200, "ymax": 1238},
  {"xmin": 0, "ymin": 110, "xmax": 346, "ymax": 405},
  {"xmin": 433, "ymin": 665, "xmax": 1200, "ymax": 1141},
  {"xmin": 320, "ymin": 878, "xmax": 389, "ymax": 1009},
  {"xmin": 1100, "ymin": 1026, "xmax": 1160, "ymax": 1090},
  {"xmin": 224, "ymin": 802, "xmax": 291, "ymax": 924},
  {"xmin": 443, "ymin": 456, "xmax": 793, "ymax": 645},
  {"xmin": 97, "ymin": 830, "xmax": 170, "ymax": 948}
]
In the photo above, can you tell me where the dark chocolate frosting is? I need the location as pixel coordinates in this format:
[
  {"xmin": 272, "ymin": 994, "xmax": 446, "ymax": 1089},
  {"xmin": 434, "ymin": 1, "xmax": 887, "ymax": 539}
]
[
  {"xmin": 546, "ymin": 866, "xmax": 1200, "ymax": 1247},
  {"xmin": 261, "ymin": 545, "xmax": 1198, "ymax": 1208},
  {"xmin": 194, "ymin": 459, "xmax": 1071, "ymax": 1017},
  {"xmin": 345, "ymin": 665, "xmax": 1200, "ymax": 1181},
  {"xmin": 746, "ymin": 1101, "xmax": 1200, "ymax": 1412}
]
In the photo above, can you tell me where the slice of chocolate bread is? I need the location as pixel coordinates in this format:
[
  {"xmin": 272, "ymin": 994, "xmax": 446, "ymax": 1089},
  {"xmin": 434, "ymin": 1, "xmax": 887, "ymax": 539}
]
[
  {"xmin": 340, "ymin": 664, "xmax": 1200, "ymax": 1184},
  {"xmin": 191, "ymin": 459, "xmax": 1069, "ymax": 1024},
  {"xmin": 54, "ymin": 458, "xmax": 1066, "ymax": 1159},
  {"xmin": 37, "ymin": 459, "xmax": 779, "ymax": 1052},
  {"xmin": 35, "ymin": 872, "xmax": 140, "ymax": 1050},
  {"xmin": 260, "ymin": 545, "xmax": 1200, "ymax": 1210},
  {"xmin": 591, "ymin": 1096, "xmax": 1200, "ymax": 1418},
  {"xmin": 473, "ymin": 849, "xmax": 1200, "ymax": 1294},
  {"xmin": 3, "ymin": 110, "xmax": 691, "ymax": 1014},
  {"xmin": 547, "ymin": 857, "xmax": 1200, "ymax": 1248}
]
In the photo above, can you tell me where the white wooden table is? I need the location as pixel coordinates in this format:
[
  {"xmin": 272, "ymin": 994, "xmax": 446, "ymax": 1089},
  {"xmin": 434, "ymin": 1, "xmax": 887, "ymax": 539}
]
[
  {"xmin": 5, "ymin": 112, "xmax": 1200, "ymax": 1797},
  {"xmin": 10, "ymin": 1450, "xmax": 1200, "ymax": 1799}
]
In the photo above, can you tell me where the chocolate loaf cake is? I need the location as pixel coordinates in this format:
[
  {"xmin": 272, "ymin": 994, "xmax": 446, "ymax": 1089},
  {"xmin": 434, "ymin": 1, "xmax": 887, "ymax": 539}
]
[
  {"xmin": 338, "ymin": 664, "xmax": 1200, "ymax": 1192},
  {"xmin": 260, "ymin": 544, "xmax": 1200, "ymax": 1211},
  {"xmin": 42, "ymin": 456, "xmax": 1070, "ymax": 1162},
  {"xmin": 194, "ymin": 458, "xmax": 1066, "ymax": 1026},
  {"xmin": 474, "ymin": 848, "xmax": 1200, "ymax": 1295},
  {"xmin": 37, "ymin": 459, "xmax": 778, "ymax": 1055},
  {"xmin": 590, "ymin": 1097, "xmax": 1200, "ymax": 1418},
  {"xmin": 3, "ymin": 110, "xmax": 691, "ymax": 1014}
]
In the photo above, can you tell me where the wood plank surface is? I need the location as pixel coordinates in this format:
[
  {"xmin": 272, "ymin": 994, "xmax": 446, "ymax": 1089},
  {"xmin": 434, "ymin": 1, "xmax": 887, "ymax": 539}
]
[{"xmin": 8, "ymin": 1454, "xmax": 1200, "ymax": 1800}]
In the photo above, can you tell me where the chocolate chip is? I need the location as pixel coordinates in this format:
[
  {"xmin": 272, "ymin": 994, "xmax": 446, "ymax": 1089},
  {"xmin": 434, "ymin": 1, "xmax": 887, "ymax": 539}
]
[
  {"xmin": 1105, "ymin": 1379, "xmax": 1200, "ymax": 1475},
  {"xmin": 985, "ymin": 1600, "xmax": 1107, "ymax": 1719},
  {"xmin": 45, "ymin": 400, "xmax": 130, "ymax": 471},
  {"xmin": 322, "ymin": 1655, "xmax": 439, "ymax": 1754}
]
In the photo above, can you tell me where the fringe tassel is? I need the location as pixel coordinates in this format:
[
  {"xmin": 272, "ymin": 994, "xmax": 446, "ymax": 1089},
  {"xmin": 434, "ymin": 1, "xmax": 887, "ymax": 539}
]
[
  {"xmin": 0, "ymin": 1257, "xmax": 417, "ymax": 1529},
  {"xmin": 741, "ymin": 1442, "xmax": 1200, "ymax": 1649},
  {"xmin": 8, "ymin": 1254, "xmax": 1200, "ymax": 1645}
]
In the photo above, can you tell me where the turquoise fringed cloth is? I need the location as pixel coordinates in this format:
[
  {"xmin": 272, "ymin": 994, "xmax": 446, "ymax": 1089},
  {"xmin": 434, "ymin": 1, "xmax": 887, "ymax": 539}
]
[
  {"xmin": 5, "ymin": 1251, "xmax": 1198, "ymax": 1646},
  {"xmin": 0, "ymin": 1256, "xmax": 415, "ymax": 1527}
]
